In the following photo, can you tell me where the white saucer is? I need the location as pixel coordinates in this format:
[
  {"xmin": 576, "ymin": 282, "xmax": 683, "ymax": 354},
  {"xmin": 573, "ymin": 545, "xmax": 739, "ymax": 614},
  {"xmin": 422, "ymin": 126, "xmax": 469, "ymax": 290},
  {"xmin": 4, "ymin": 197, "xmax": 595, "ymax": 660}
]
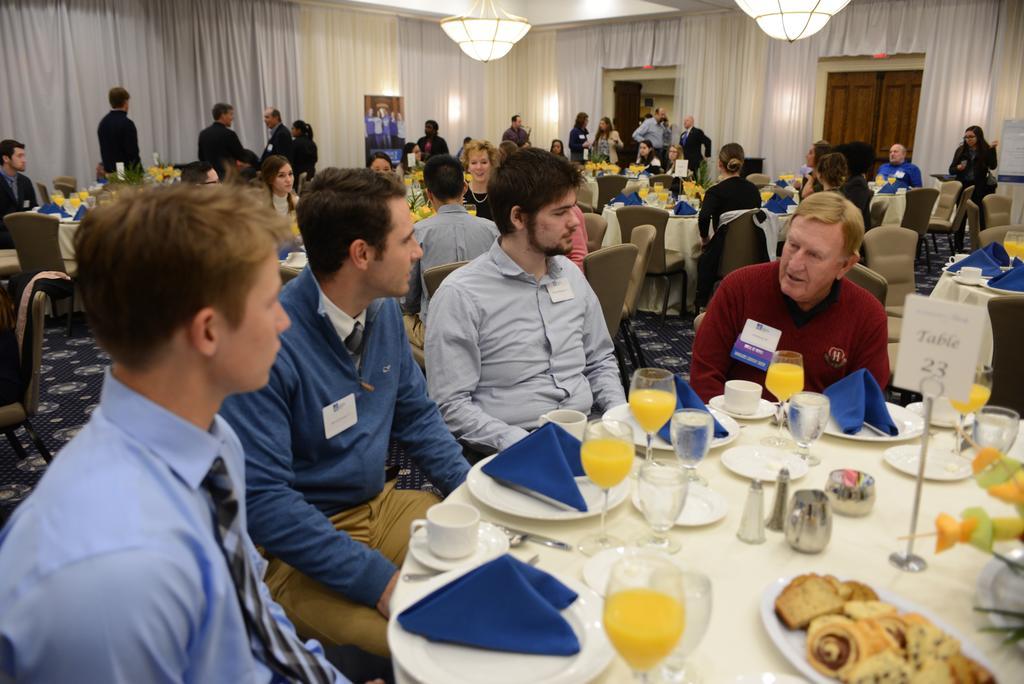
[
  {"xmin": 709, "ymin": 395, "xmax": 775, "ymax": 420},
  {"xmin": 906, "ymin": 401, "xmax": 971, "ymax": 429},
  {"xmin": 883, "ymin": 444, "xmax": 972, "ymax": 481},
  {"xmin": 582, "ymin": 547, "xmax": 687, "ymax": 597},
  {"xmin": 603, "ymin": 404, "xmax": 740, "ymax": 451},
  {"xmin": 952, "ymin": 274, "xmax": 987, "ymax": 286},
  {"xmin": 720, "ymin": 445, "xmax": 809, "ymax": 481},
  {"xmin": 631, "ymin": 482, "xmax": 728, "ymax": 526},
  {"xmin": 407, "ymin": 521, "xmax": 510, "ymax": 572}
]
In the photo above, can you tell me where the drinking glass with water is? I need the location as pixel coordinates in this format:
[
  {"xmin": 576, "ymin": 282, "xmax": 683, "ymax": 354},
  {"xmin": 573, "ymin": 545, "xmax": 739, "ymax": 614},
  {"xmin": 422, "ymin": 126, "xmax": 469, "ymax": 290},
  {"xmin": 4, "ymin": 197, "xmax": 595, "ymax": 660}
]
[{"xmin": 670, "ymin": 409, "xmax": 714, "ymax": 486}]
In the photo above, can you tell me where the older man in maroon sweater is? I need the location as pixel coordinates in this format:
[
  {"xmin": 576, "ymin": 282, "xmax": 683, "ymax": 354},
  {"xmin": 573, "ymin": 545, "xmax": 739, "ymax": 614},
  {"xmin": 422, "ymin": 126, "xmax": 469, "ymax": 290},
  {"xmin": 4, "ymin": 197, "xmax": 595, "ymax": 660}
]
[{"xmin": 691, "ymin": 192, "xmax": 889, "ymax": 402}]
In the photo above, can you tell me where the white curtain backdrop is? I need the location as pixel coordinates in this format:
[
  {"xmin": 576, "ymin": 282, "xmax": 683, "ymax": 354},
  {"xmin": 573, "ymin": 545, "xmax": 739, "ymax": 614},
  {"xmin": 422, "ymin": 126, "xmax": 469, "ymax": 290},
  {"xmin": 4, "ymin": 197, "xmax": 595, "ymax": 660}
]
[
  {"xmin": 483, "ymin": 30, "xmax": 559, "ymax": 150},
  {"xmin": 298, "ymin": 4, "xmax": 399, "ymax": 169},
  {"xmin": 989, "ymin": 0, "xmax": 1024, "ymax": 224},
  {"xmin": 0, "ymin": 0, "xmax": 301, "ymax": 191},
  {"xmin": 760, "ymin": 0, "xmax": 1002, "ymax": 178}
]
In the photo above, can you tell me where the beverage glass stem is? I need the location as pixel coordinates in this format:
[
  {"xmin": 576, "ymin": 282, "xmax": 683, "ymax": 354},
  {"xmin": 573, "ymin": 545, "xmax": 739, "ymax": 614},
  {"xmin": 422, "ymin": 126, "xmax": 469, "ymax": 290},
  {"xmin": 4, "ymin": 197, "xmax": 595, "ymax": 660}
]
[
  {"xmin": 776, "ymin": 400, "xmax": 787, "ymax": 440},
  {"xmin": 645, "ymin": 433, "xmax": 654, "ymax": 464},
  {"xmin": 599, "ymin": 489, "xmax": 610, "ymax": 540}
]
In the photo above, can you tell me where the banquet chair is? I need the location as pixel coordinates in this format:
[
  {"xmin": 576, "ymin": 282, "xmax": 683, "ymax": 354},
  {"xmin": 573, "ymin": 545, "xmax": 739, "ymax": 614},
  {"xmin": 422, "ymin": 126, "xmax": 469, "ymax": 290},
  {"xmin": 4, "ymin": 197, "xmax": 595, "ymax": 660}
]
[
  {"xmin": 988, "ymin": 296, "xmax": 1024, "ymax": 415},
  {"xmin": 862, "ymin": 226, "xmax": 917, "ymax": 318},
  {"xmin": 982, "ymin": 194, "xmax": 1012, "ymax": 230},
  {"xmin": 424, "ymin": 261, "xmax": 468, "ymax": 297},
  {"xmin": 845, "ymin": 264, "xmax": 887, "ymax": 306},
  {"xmin": 0, "ymin": 250, "xmax": 20, "ymax": 277},
  {"xmin": 979, "ymin": 225, "xmax": 1019, "ymax": 249},
  {"xmin": 899, "ymin": 187, "xmax": 939, "ymax": 273},
  {"xmin": 745, "ymin": 173, "xmax": 771, "ymax": 187},
  {"xmin": 584, "ymin": 243, "xmax": 638, "ymax": 390},
  {"xmin": 616, "ymin": 207, "xmax": 668, "ymax": 245},
  {"xmin": 717, "ymin": 210, "xmax": 769, "ymax": 278},
  {"xmin": 616, "ymin": 207, "xmax": 680, "ymax": 321},
  {"xmin": 928, "ymin": 183, "xmax": 968, "ymax": 253},
  {"xmin": 583, "ymin": 212, "xmax": 608, "ymax": 253},
  {"xmin": 280, "ymin": 266, "xmax": 301, "ymax": 284},
  {"xmin": 869, "ymin": 199, "xmax": 888, "ymax": 229},
  {"xmin": 576, "ymin": 200, "xmax": 594, "ymax": 214},
  {"xmin": 6, "ymin": 212, "xmax": 77, "ymax": 336},
  {"xmin": 296, "ymin": 172, "xmax": 308, "ymax": 195},
  {"xmin": 965, "ymin": 200, "xmax": 982, "ymax": 251},
  {"xmin": 52, "ymin": 176, "xmax": 76, "ymax": 197},
  {"xmin": 693, "ymin": 311, "xmax": 705, "ymax": 334},
  {"xmin": 0, "ymin": 291, "xmax": 52, "ymax": 462},
  {"xmin": 648, "ymin": 174, "xmax": 673, "ymax": 188},
  {"xmin": 596, "ymin": 175, "xmax": 627, "ymax": 211},
  {"xmin": 619, "ymin": 225, "xmax": 656, "ymax": 370},
  {"xmin": 34, "ymin": 181, "xmax": 48, "ymax": 205}
]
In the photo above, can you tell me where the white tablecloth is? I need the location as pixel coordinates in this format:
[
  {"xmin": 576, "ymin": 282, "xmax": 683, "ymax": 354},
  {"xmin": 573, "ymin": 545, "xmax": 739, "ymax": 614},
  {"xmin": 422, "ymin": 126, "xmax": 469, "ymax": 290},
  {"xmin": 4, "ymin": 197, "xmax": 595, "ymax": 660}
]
[
  {"xmin": 870, "ymin": 192, "xmax": 907, "ymax": 226},
  {"xmin": 929, "ymin": 270, "xmax": 1005, "ymax": 363},
  {"xmin": 391, "ymin": 418, "xmax": 1023, "ymax": 683},
  {"xmin": 57, "ymin": 220, "xmax": 78, "ymax": 260},
  {"xmin": 581, "ymin": 177, "xmax": 648, "ymax": 209}
]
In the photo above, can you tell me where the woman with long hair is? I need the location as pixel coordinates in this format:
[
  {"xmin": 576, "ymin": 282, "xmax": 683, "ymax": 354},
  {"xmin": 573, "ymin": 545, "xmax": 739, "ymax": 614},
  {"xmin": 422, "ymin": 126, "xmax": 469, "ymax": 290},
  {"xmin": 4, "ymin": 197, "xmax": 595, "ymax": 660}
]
[
  {"xmin": 461, "ymin": 139, "xmax": 498, "ymax": 221},
  {"xmin": 568, "ymin": 112, "xmax": 590, "ymax": 163},
  {"xmin": 799, "ymin": 140, "xmax": 832, "ymax": 200},
  {"xmin": 260, "ymin": 155, "xmax": 298, "ymax": 218},
  {"xmin": 949, "ymin": 125, "xmax": 999, "ymax": 244},
  {"xmin": 637, "ymin": 140, "xmax": 663, "ymax": 174},
  {"xmin": 290, "ymin": 119, "xmax": 317, "ymax": 191},
  {"xmin": 593, "ymin": 117, "xmax": 623, "ymax": 164},
  {"xmin": 549, "ymin": 139, "xmax": 566, "ymax": 158},
  {"xmin": 400, "ymin": 142, "xmax": 422, "ymax": 176}
]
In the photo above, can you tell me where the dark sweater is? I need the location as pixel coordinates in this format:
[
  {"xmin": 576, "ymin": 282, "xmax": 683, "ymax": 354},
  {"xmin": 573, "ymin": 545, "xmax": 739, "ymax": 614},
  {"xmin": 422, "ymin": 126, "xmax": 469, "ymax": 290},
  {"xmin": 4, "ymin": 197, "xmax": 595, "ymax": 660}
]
[
  {"xmin": 97, "ymin": 110, "xmax": 141, "ymax": 173},
  {"xmin": 462, "ymin": 187, "xmax": 493, "ymax": 221},
  {"xmin": 690, "ymin": 261, "xmax": 890, "ymax": 402},
  {"xmin": 698, "ymin": 176, "xmax": 761, "ymax": 239},
  {"xmin": 841, "ymin": 176, "xmax": 873, "ymax": 230}
]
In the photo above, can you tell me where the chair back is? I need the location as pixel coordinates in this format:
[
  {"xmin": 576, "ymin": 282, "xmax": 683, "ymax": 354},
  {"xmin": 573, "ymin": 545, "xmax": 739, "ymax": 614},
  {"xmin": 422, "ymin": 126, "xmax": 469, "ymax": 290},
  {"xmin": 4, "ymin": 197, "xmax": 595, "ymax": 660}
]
[
  {"xmin": 862, "ymin": 226, "xmax": 917, "ymax": 309},
  {"xmin": 34, "ymin": 181, "xmax": 48, "ymax": 205},
  {"xmin": 596, "ymin": 175, "xmax": 628, "ymax": 211},
  {"xmin": 869, "ymin": 198, "xmax": 888, "ymax": 229},
  {"xmin": 988, "ymin": 296, "xmax": 1024, "ymax": 414},
  {"xmin": 979, "ymin": 224, "xmax": 1021, "ymax": 249},
  {"xmin": 648, "ymin": 174, "xmax": 673, "ymax": 188},
  {"xmin": 52, "ymin": 176, "xmax": 76, "ymax": 197},
  {"xmin": 745, "ymin": 173, "xmax": 771, "ymax": 187},
  {"xmin": 899, "ymin": 187, "xmax": 939, "ymax": 236},
  {"xmin": 623, "ymin": 225, "xmax": 655, "ymax": 319},
  {"xmin": 693, "ymin": 311, "xmax": 705, "ymax": 334},
  {"xmin": 424, "ymin": 260, "xmax": 468, "ymax": 297},
  {"xmin": 965, "ymin": 200, "xmax": 981, "ymax": 251},
  {"xmin": 616, "ymin": 207, "xmax": 670, "ymax": 272},
  {"xmin": 23, "ymin": 291, "xmax": 48, "ymax": 415},
  {"xmin": 297, "ymin": 171, "xmax": 308, "ymax": 195},
  {"xmin": 845, "ymin": 264, "xmax": 887, "ymax": 306},
  {"xmin": 934, "ymin": 180, "xmax": 962, "ymax": 220},
  {"xmin": 717, "ymin": 210, "xmax": 769, "ymax": 277},
  {"xmin": 982, "ymin": 194, "xmax": 1012, "ymax": 229},
  {"xmin": 583, "ymin": 243, "xmax": 638, "ymax": 339},
  {"xmin": 583, "ymin": 212, "xmax": 608, "ymax": 253},
  {"xmin": 6, "ymin": 212, "xmax": 66, "ymax": 273},
  {"xmin": 280, "ymin": 266, "xmax": 301, "ymax": 284},
  {"xmin": 946, "ymin": 184, "xmax": 972, "ymax": 236}
]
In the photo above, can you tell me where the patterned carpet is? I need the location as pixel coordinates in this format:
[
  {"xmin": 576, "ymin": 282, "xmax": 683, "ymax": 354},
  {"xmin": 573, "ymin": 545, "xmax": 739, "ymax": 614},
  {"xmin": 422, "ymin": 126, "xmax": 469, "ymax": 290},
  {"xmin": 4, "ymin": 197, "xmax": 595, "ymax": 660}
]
[{"xmin": 0, "ymin": 241, "xmax": 950, "ymax": 524}]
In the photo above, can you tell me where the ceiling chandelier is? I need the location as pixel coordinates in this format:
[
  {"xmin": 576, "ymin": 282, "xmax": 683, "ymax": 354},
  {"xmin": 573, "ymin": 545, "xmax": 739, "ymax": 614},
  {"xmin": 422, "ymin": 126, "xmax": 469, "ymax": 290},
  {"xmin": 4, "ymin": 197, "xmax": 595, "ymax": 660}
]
[
  {"xmin": 441, "ymin": 0, "xmax": 531, "ymax": 62},
  {"xmin": 734, "ymin": 1, "xmax": 852, "ymax": 42}
]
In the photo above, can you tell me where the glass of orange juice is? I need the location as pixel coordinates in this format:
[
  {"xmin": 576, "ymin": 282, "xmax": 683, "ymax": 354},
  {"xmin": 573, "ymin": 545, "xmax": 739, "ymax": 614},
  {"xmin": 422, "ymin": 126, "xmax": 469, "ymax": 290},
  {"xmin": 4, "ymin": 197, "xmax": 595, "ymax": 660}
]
[
  {"xmin": 578, "ymin": 419, "xmax": 634, "ymax": 556},
  {"xmin": 604, "ymin": 556, "xmax": 686, "ymax": 680},
  {"xmin": 949, "ymin": 365, "xmax": 993, "ymax": 457},
  {"xmin": 762, "ymin": 350, "xmax": 804, "ymax": 448},
  {"xmin": 50, "ymin": 192, "xmax": 65, "ymax": 208},
  {"xmin": 760, "ymin": 190, "xmax": 772, "ymax": 205},
  {"xmin": 1004, "ymin": 231, "xmax": 1024, "ymax": 260},
  {"xmin": 630, "ymin": 368, "xmax": 676, "ymax": 466}
]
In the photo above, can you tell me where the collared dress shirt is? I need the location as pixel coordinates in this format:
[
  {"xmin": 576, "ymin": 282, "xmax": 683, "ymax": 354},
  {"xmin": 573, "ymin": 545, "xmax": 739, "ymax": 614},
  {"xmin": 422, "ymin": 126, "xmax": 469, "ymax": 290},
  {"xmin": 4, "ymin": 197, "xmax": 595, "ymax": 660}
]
[
  {"xmin": 425, "ymin": 241, "xmax": 626, "ymax": 451},
  {"xmin": 0, "ymin": 372, "xmax": 346, "ymax": 683},
  {"xmin": 632, "ymin": 117, "xmax": 669, "ymax": 150}
]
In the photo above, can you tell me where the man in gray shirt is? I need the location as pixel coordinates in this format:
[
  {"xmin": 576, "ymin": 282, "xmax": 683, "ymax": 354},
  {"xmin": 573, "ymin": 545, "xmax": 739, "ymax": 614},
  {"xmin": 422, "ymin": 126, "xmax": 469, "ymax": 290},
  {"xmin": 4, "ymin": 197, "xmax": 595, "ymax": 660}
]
[
  {"xmin": 632, "ymin": 108, "xmax": 671, "ymax": 162},
  {"xmin": 403, "ymin": 154, "xmax": 499, "ymax": 349},
  {"xmin": 425, "ymin": 148, "xmax": 626, "ymax": 453}
]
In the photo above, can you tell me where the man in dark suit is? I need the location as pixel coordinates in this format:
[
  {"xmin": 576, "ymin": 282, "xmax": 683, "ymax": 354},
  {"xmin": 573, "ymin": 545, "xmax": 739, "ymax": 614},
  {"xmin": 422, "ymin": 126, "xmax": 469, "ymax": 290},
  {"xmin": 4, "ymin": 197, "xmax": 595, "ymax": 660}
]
[
  {"xmin": 260, "ymin": 107, "xmax": 292, "ymax": 164},
  {"xmin": 679, "ymin": 115, "xmax": 712, "ymax": 176},
  {"xmin": 0, "ymin": 139, "xmax": 39, "ymax": 248},
  {"xmin": 198, "ymin": 103, "xmax": 246, "ymax": 180},
  {"xmin": 97, "ymin": 86, "xmax": 141, "ymax": 174}
]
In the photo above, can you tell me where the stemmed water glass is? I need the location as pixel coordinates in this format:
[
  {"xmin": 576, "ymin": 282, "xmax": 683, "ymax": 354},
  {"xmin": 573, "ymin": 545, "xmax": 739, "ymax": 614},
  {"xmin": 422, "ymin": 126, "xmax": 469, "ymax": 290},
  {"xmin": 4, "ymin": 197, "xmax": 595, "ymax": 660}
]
[
  {"xmin": 604, "ymin": 556, "xmax": 687, "ymax": 682},
  {"xmin": 787, "ymin": 392, "xmax": 831, "ymax": 466},
  {"xmin": 670, "ymin": 409, "xmax": 714, "ymax": 486},
  {"xmin": 762, "ymin": 350, "xmax": 804, "ymax": 449},
  {"xmin": 637, "ymin": 462, "xmax": 688, "ymax": 554},
  {"xmin": 630, "ymin": 368, "xmax": 676, "ymax": 467},
  {"xmin": 949, "ymin": 365, "xmax": 993, "ymax": 457},
  {"xmin": 578, "ymin": 419, "xmax": 633, "ymax": 556},
  {"xmin": 661, "ymin": 572, "xmax": 713, "ymax": 684}
]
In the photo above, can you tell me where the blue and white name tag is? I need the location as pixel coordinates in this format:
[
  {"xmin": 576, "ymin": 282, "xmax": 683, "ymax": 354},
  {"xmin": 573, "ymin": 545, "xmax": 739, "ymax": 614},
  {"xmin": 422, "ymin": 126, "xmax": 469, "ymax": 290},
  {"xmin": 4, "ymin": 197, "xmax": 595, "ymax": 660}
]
[
  {"xmin": 729, "ymin": 319, "xmax": 782, "ymax": 371},
  {"xmin": 547, "ymin": 278, "xmax": 574, "ymax": 303},
  {"xmin": 895, "ymin": 170, "xmax": 905, "ymax": 179},
  {"xmin": 323, "ymin": 393, "xmax": 357, "ymax": 439}
]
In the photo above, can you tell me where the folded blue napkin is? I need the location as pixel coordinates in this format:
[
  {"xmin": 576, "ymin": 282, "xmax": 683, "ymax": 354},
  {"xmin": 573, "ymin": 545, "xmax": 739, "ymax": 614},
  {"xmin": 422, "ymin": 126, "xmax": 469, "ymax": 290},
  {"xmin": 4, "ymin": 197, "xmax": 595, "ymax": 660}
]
[
  {"xmin": 947, "ymin": 249, "xmax": 1002, "ymax": 277},
  {"xmin": 72, "ymin": 205, "xmax": 86, "ymax": 221},
  {"xmin": 764, "ymin": 195, "xmax": 795, "ymax": 214},
  {"xmin": 978, "ymin": 242, "xmax": 1010, "ymax": 267},
  {"xmin": 823, "ymin": 369, "xmax": 898, "ymax": 436},
  {"xmin": 611, "ymin": 192, "xmax": 642, "ymax": 206},
  {"xmin": 876, "ymin": 183, "xmax": 898, "ymax": 195},
  {"xmin": 38, "ymin": 203, "xmax": 67, "ymax": 216},
  {"xmin": 656, "ymin": 375, "xmax": 728, "ymax": 443},
  {"xmin": 481, "ymin": 422, "xmax": 587, "ymax": 511},
  {"xmin": 775, "ymin": 179, "xmax": 788, "ymax": 188},
  {"xmin": 674, "ymin": 201, "xmax": 697, "ymax": 216},
  {"xmin": 986, "ymin": 264, "xmax": 1024, "ymax": 292},
  {"xmin": 397, "ymin": 554, "xmax": 580, "ymax": 655}
]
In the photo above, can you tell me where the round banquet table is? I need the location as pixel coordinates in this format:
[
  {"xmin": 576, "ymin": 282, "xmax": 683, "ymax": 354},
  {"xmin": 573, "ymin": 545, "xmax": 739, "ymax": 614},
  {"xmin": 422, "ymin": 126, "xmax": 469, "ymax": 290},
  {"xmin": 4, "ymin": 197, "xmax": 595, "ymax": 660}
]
[
  {"xmin": 869, "ymin": 191, "xmax": 907, "ymax": 226},
  {"xmin": 390, "ymin": 417, "xmax": 1023, "ymax": 683},
  {"xmin": 581, "ymin": 177, "xmax": 648, "ymax": 209},
  {"xmin": 56, "ymin": 219, "xmax": 79, "ymax": 260},
  {"xmin": 929, "ymin": 270, "xmax": 1005, "ymax": 363}
]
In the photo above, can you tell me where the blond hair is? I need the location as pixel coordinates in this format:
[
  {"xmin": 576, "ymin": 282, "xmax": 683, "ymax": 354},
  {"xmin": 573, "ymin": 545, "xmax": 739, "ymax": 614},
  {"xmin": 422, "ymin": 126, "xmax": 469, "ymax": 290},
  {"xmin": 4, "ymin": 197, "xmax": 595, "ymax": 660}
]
[
  {"xmin": 460, "ymin": 139, "xmax": 497, "ymax": 168},
  {"xmin": 793, "ymin": 191, "xmax": 864, "ymax": 256},
  {"xmin": 75, "ymin": 184, "xmax": 289, "ymax": 369}
]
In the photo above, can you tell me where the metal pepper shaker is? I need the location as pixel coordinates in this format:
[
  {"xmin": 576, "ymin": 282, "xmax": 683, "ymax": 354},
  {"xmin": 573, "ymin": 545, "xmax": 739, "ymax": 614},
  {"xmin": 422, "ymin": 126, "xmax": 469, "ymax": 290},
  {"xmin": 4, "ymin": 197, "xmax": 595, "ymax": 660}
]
[
  {"xmin": 765, "ymin": 467, "xmax": 791, "ymax": 532},
  {"xmin": 737, "ymin": 479, "xmax": 766, "ymax": 544}
]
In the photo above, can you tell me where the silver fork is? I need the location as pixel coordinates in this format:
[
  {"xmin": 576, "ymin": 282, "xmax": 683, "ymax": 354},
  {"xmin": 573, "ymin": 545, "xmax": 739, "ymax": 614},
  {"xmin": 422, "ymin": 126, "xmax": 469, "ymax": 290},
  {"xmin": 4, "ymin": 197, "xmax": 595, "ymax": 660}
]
[{"xmin": 402, "ymin": 553, "xmax": 539, "ymax": 582}]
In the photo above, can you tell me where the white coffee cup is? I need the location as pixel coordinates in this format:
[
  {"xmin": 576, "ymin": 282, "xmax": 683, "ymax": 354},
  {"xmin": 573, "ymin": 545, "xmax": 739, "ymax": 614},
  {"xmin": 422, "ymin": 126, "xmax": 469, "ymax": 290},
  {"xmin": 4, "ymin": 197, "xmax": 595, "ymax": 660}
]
[
  {"xmin": 539, "ymin": 408, "xmax": 588, "ymax": 440},
  {"xmin": 284, "ymin": 251, "xmax": 306, "ymax": 267},
  {"xmin": 409, "ymin": 502, "xmax": 479, "ymax": 560},
  {"xmin": 785, "ymin": 204, "xmax": 797, "ymax": 214},
  {"xmin": 958, "ymin": 266, "xmax": 983, "ymax": 284},
  {"xmin": 947, "ymin": 253, "xmax": 969, "ymax": 266},
  {"xmin": 724, "ymin": 380, "xmax": 762, "ymax": 415}
]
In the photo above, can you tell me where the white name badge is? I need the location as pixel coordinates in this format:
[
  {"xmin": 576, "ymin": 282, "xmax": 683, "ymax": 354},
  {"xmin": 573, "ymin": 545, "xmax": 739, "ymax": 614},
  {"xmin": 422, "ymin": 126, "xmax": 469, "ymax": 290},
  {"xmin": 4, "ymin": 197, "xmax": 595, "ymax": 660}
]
[
  {"xmin": 323, "ymin": 393, "xmax": 357, "ymax": 439},
  {"xmin": 547, "ymin": 278, "xmax": 575, "ymax": 303},
  {"xmin": 895, "ymin": 170, "xmax": 905, "ymax": 178},
  {"xmin": 115, "ymin": 162, "xmax": 125, "ymax": 176},
  {"xmin": 729, "ymin": 319, "xmax": 782, "ymax": 371},
  {"xmin": 893, "ymin": 295, "xmax": 986, "ymax": 402},
  {"xmin": 267, "ymin": 143, "xmax": 273, "ymax": 152},
  {"xmin": 22, "ymin": 199, "xmax": 30, "ymax": 208}
]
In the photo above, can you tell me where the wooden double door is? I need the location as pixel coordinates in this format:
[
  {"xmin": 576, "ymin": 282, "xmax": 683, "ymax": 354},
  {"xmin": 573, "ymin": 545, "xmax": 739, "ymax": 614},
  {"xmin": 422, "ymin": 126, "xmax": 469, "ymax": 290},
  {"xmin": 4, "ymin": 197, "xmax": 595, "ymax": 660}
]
[{"xmin": 822, "ymin": 70, "xmax": 923, "ymax": 176}]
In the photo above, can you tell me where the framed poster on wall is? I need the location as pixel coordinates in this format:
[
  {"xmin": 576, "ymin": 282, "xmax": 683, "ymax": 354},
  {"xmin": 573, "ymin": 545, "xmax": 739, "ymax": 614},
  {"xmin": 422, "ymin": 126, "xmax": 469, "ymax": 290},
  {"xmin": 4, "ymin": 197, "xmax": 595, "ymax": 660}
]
[{"xmin": 364, "ymin": 95, "xmax": 405, "ymax": 167}]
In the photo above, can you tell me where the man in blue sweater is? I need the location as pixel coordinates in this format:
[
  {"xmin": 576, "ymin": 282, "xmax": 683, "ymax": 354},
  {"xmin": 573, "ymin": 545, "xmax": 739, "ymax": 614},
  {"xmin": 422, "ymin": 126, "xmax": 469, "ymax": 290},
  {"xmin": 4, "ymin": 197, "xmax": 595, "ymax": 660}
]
[
  {"xmin": 220, "ymin": 168, "xmax": 469, "ymax": 657},
  {"xmin": 876, "ymin": 143, "xmax": 922, "ymax": 190}
]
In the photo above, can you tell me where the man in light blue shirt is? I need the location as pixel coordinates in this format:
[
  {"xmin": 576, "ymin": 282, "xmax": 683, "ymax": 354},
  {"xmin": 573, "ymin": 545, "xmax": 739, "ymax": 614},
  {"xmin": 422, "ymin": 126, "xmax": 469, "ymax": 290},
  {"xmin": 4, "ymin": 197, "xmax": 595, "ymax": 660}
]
[
  {"xmin": 0, "ymin": 185, "xmax": 348, "ymax": 683},
  {"xmin": 425, "ymin": 148, "xmax": 626, "ymax": 453},
  {"xmin": 876, "ymin": 143, "xmax": 922, "ymax": 189},
  {"xmin": 632, "ymin": 108, "xmax": 671, "ymax": 161},
  {"xmin": 403, "ymin": 154, "xmax": 499, "ymax": 348}
]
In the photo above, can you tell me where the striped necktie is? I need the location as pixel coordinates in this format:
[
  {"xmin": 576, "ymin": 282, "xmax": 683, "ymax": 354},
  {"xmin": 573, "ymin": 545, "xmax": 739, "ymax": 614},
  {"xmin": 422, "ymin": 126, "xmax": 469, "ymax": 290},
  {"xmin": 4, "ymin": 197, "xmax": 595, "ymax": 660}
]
[
  {"xmin": 204, "ymin": 457, "xmax": 335, "ymax": 684},
  {"xmin": 345, "ymin": 321, "xmax": 364, "ymax": 355}
]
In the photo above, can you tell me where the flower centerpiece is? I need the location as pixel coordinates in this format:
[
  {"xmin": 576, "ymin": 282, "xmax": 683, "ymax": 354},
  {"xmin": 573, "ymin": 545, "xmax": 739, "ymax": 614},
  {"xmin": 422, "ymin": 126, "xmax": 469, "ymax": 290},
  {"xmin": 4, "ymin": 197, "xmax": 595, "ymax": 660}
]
[{"xmin": 405, "ymin": 169, "xmax": 434, "ymax": 223}]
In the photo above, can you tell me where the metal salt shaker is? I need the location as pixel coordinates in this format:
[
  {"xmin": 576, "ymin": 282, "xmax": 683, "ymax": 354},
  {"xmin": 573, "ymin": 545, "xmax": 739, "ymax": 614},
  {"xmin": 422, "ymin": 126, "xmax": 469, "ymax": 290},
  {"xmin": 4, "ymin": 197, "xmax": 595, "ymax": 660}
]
[
  {"xmin": 765, "ymin": 467, "xmax": 790, "ymax": 532},
  {"xmin": 737, "ymin": 479, "xmax": 766, "ymax": 544}
]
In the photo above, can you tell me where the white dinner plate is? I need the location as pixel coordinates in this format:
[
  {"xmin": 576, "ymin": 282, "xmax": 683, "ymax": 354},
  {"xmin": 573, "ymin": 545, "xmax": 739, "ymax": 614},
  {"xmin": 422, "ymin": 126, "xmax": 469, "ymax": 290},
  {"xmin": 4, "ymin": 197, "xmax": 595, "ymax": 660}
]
[
  {"xmin": 983, "ymin": 279, "xmax": 1024, "ymax": 295},
  {"xmin": 631, "ymin": 482, "xmax": 728, "ymax": 526},
  {"xmin": 603, "ymin": 404, "xmax": 739, "ymax": 451},
  {"xmin": 709, "ymin": 395, "xmax": 776, "ymax": 421},
  {"xmin": 388, "ymin": 569, "xmax": 612, "ymax": 684},
  {"xmin": 466, "ymin": 455, "xmax": 631, "ymax": 521},
  {"xmin": 823, "ymin": 402, "xmax": 924, "ymax": 442},
  {"xmin": 975, "ymin": 547, "xmax": 1024, "ymax": 652},
  {"xmin": 720, "ymin": 445, "xmax": 809, "ymax": 482},
  {"xmin": 882, "ymin": 444, "xmax": 973, "ymax": 481},
  {"xmin": 733, "ymin": 675, "xmax": 809, "ymax": 684},
  {"xmin": 905, "ymin": 400, "xmax": 972, "ymax": 429},
  {"xmin": 760, "ymin": 576, "xmax": 997, "ymax": 684},
  {"xmin": 581, "ymin": 547, "xmax": 688, "ymax": 597},
  {"xmin": 408, "ymin": 522, "xmax": 510, "ymax": 572}
]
